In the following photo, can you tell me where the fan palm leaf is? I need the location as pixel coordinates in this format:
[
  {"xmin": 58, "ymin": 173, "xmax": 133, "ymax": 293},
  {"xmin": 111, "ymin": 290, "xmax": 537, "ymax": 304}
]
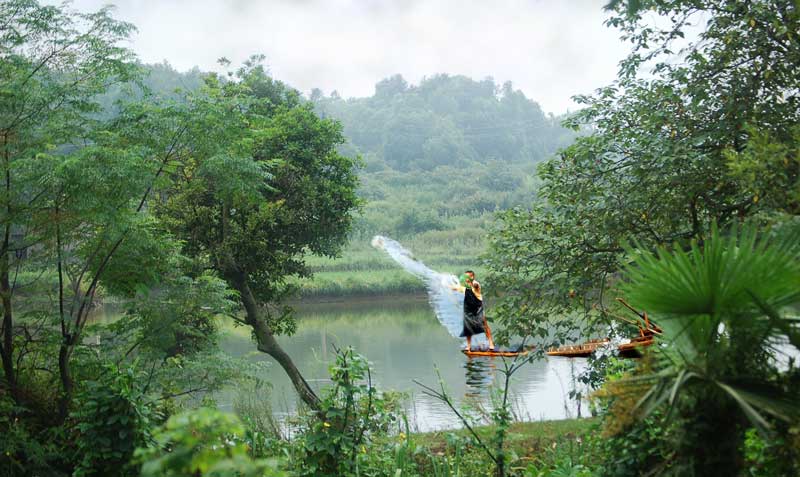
[
  {"xmin": 622, "ymin": 222, "xmax": 800, "ymax": 319},
  {"xmin": 618, "ymin": 221, "xmax": 800, "ymax": 434}
]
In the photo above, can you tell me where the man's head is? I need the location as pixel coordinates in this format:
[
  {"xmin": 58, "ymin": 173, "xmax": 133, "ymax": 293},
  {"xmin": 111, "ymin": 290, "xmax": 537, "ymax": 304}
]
[{"xmin": 464, "ymin": 270, "xmax": 475, "ymax": 284}]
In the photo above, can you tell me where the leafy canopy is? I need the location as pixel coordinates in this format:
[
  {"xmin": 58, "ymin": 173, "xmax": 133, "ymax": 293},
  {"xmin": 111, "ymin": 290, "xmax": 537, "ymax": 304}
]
[{"xmin": 486, "ymin": 0, "xmax": 800, "ymax": 340}]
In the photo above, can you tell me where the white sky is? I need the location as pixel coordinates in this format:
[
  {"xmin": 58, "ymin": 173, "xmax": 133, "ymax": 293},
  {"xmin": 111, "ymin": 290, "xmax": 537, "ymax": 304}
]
[{"xmin": 60, "ymin": 0, "xmax": 632, "ymax": 114}]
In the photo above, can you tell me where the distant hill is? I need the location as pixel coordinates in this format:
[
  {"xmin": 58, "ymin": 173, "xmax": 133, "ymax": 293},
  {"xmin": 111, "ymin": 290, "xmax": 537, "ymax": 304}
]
[
  {"xmin": 309, "ymin": 74, "xmax": 578, "ymax": 238},
  {"xmin": 312, "ymin": 74, "xmax": 575, "ymax": 173}
]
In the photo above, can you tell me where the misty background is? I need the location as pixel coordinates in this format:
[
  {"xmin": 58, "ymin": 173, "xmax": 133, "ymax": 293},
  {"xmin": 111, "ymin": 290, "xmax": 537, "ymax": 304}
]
[{"xmin": 58, "ymin": 0, "xmax": 629, "ymax": 114}]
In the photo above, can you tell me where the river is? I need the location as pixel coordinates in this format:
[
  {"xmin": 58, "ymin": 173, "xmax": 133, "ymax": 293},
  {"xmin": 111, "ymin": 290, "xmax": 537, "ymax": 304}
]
[{"xmin": 217, "ymin": 295, "xmax": 588, "ymax": 432}]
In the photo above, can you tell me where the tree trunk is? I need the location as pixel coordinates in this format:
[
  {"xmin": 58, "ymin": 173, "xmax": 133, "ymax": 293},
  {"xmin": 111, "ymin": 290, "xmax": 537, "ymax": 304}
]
[
  {"xmin": 0, "ymin": 133, "xmax": 18, "ymax": 402},
  {"xmin": 57, "ymin": 341, "xmax": 73, "ymax": 417},
  {"xmin": 0, "ymin": 252, "xmax": 18, "ymax": 402},
  {"xmin": 226, "ymin": 268, "xmax": 321, "ymax": 410}
]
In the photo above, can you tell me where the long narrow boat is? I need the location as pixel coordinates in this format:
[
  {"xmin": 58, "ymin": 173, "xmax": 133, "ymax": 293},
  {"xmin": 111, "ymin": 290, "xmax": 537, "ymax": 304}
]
[
  {"xmin": 547, "ymin": 298, "xmax": 660, "ymax": 358},
  {"xmin": 546, "ymin": 336, "xmax": 654, "ymax": 358},
  {"xmin": 545, "ymin": 338, "xmax": 610, "ymax": 357},
  {"xmin": 461, "ymin": 346, "xmax": 535, "ymax": 358}
]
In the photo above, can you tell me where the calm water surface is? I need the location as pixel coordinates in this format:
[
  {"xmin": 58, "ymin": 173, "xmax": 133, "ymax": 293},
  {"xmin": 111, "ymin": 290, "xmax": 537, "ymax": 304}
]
[{"xmin": 219, "ymin": 296, "xmax": 587, "ymax": 432}]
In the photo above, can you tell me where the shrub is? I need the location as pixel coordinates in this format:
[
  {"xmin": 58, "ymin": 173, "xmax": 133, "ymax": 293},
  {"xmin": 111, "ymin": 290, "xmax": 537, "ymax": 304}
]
[
  {"xmin": 607, "ymin": 222, "xmax": 800, "ymax": 474},
  {"xmin": 0, "ymin": 395, "xmax": 62, "ymax": 477},
  {"xmin": 291, "ymin": 346, "xmax": 402, "ymax": 476},
  {"xmin": 71, "ymin": 364, "xmax": 153, "ymax": 477},
  {"xmin": 136, "ymin": 407, "xmax": 284, "ymax": 477}
]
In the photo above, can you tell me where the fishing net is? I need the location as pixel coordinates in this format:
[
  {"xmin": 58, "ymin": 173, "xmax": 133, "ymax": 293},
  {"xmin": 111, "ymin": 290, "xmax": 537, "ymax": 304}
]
[{"xmin": 372, "ymin": 235, "xmax": 476, "ymax": 340}]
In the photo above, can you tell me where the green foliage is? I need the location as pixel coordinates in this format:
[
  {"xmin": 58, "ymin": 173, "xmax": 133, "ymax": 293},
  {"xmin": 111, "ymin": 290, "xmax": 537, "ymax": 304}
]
[
  {"xmin": 136, "ymin": 407, "xmax": 284, "ymax": 477},
  {"xmin": 71, "ymin": 364, "xmax": 153, "ymax": 477},
  {"xmin": 158, "ymin": 57, "xmax": 361, "ymax": 310},
  {"xmin": 314, "ymin": 74, "xmax": 573, "ymax": 172},
  {"xmin": 592, "ymin": 374, "xmax": 673, "ymax": 477},
  {"xmin": 1, "ymin": 12, "xmax": 268, "ymax": 470},
  {"xmin": 0, "ymin": 0, "xmax": 142, "ymax": 399},
  {"xmin": 487, "ymin": 0, "xmax": 800, "ymax": 342},
  {"xmin": 524, "ymin": 436, "xmax": 595, "ymax": 477},
  {"xmin": 94, "ymin": 61, "xmax": 206, "ymax": 117},
  {"xmin": 485, "ymin": 204, "xmax": 594, "ymax": 342},
  {"xmin": 609, "ymin": 222, "xmax": 800, "ymax": 474},
  {"xmin": 86, "ymin": 217, "xmax": 182, "ymax": 298},
  {"xmin": 0, "ymin": 395, "xmax": 62, "ymax": 477},
  {"xmin": 396, "ymin": 208, "xmax": 449, "ymax": 235},
  {"xmin": 621, "ymin": 222, "xmax": 800, "ymax": 322},
  {"xmin": 592, "ymin": 417, "xmax": 669, "ymax": 477},
  {"xmin": 312, "ymin": 74, "xmax": 573, "ymax": 246},
  {"xmin": 93, "ymin": 263, "xmax": 256, "ymax": 408},
  {"xmin": 0, "ymin": 0, "xmax": 138, "ymax": 141},
  {"xmin": 426, "ymin": 432, "xmax": 493, "ymax": 477},
  {"xmin": 743, "ymin": 426, "xmax": 800, "ymax": 477},
  {"xmin": 119, "ymin": 270, "xmax": 236, "ymax": 358},
  {"xmin": 150, "ymin": 57, "xmax": 362, "ymax": 408},
  {"xmin": 291, "ymin": 346, "xmax": 401, "ymax": 476},
  {"xmin": 725, "ymin": 125, "xmax": 800, "ymax": 216}
]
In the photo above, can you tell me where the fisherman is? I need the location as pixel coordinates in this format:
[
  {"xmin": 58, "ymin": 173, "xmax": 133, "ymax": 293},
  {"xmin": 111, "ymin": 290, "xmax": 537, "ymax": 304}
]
[{"xmin": 450, "ymin": 270, "xmax": 495, "ymax": 352}]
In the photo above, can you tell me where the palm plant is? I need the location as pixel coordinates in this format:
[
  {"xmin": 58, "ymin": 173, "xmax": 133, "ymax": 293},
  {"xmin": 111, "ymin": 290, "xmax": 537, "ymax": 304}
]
[{"xmin": 615, "ymin": 221, "xmax": 800, "ymax": 474}]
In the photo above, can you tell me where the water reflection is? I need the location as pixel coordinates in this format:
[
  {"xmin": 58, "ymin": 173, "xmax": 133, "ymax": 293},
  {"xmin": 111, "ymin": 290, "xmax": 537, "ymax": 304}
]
[
  {"xmin": 218, "ymin": 296, "xmax": 587, "ymax": 431},
  {"xmin": 463, "ymin": 357, "xmax": 495, "ymax": 397}
]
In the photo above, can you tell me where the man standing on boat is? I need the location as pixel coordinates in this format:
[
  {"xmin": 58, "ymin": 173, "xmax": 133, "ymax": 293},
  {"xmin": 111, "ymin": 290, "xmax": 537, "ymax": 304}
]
[{"xmin": 450, "ymin": 270, "xmax": 495, "ymax": 352}]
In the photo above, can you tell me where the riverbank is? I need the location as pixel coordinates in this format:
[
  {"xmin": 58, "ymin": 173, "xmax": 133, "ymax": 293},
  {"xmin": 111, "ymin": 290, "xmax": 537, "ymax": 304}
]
[
  {"xmin": 416, "ymin": 417, "xmax": 597, "ymax": 448},
  {"xmin": 14, "ymin": 230, "xmax": 489, "ymax": 301},
  {"xmin": 408, "ymin": 418, "xmax": 598, "ymax": 475}
]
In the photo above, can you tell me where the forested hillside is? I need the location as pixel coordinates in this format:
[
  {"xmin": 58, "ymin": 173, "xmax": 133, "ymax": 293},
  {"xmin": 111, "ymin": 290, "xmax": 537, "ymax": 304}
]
[
  {"xmin": 310, "ymin": 74, "xmax": 578, "ymax": 238},
  {"xmin": 303, "ymin": 75, "xmax": 580, "ymax": 297}
]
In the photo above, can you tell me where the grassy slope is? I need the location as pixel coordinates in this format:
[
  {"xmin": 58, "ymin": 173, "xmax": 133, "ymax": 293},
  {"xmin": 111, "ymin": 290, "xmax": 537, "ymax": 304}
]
[{"xmin": 296, "ymin": 223, "xmax": 492, "ymax": 298}]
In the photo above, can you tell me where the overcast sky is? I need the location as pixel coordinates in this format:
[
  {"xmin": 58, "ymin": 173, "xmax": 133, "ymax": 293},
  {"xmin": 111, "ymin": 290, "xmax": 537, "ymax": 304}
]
[{"xmin": 61, "ymin": 0, "xmax": 631, "ymax": 114}]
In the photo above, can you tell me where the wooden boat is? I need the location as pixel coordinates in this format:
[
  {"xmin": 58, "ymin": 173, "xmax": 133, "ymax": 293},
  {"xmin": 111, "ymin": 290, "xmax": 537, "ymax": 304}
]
[
  {"xmin": 461, "ymin": 346, "xmax": 534, "ymax": 358},
  {"xmin": 546, "ymin": 338, "xmax": 610, "ymax": 357},
  {"xmin": 546, "ymin": 336, "xmax": 654, "ymax": 358},
  {"xmin": 546, "ymin": 298, "xmax": 659, "ymax": 358}
]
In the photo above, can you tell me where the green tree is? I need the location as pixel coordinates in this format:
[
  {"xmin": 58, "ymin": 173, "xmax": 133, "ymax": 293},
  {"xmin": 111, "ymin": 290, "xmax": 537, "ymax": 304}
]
[
  {"xmin": 0, "ymin": 0, "xmax": 141, "ymax": 406},
  {"xmin": 0, "ymin": 0, "xmax": 244, "ymax": 426},
  {"xmin": 486, "ymin": 0, "xmax": 800, "ymax": 339},
  {"xmin": 158, "ymin": 59, "xmax": 361, "ymax": 409}
]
